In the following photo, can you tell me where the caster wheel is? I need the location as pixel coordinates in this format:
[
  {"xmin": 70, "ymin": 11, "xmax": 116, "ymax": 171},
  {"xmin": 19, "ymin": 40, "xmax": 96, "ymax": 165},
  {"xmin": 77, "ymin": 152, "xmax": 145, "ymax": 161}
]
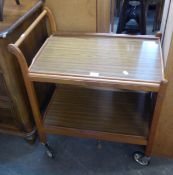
[
  {"xmin": 97, "ymin": 140, "xmax": 102, "ymax": 149},
  {"xmin": 46, "ymin": 149, "xmax": 55, "ymax": 159},
  {"xmin": 133, "ymin": 152, "xmax": 151, "ymax": 166},
  {"xmin": 43, "ymin": 143, "xmax": 55, "ymax": 159}
]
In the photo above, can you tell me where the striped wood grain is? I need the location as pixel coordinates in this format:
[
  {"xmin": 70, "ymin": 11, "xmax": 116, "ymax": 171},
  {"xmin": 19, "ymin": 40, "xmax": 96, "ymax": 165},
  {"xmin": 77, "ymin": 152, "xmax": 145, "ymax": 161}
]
[
  {"xmin": 29, "ymin": 35, "xmax": 163, "ymax": 89},
  {"xmin": 44, "ymin": 85, "xmax": 151, "ymax": 145}
]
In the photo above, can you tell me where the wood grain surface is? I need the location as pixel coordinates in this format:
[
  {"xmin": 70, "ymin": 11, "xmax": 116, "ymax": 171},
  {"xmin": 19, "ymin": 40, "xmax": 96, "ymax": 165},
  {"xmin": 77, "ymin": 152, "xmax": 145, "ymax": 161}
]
[
  {"xmin": 44, "ymin": 85, "xmax": 151, "ymax": 145},
  {"xmin": 97, "ymin": 0, "xmax": 111, "ymax": 32},
  {"xmin": 29, "ymin": 35, "xmax": 163, "ymax": 85},
  {"xmin": 152, "ymin": 33, "xmax": 173, "ymax": 157},
  {"xmin": 0, "ymin": 0, "xmax": 50, "ymax": 140},
  {"xmin": 0, "ymin": 73, "xmax": 8, "ymax": 97},
  {"xmin": 45, "ymin": 0, "xmax": 97, "ymax": 32}
]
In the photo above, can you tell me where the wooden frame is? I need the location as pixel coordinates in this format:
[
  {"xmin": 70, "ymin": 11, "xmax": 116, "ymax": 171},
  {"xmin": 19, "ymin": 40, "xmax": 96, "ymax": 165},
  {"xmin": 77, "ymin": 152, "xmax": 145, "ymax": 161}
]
[
  {"xmin": 151, "ymin": 4, "xmax": 173, "ymax": 157},
  {"xmin": 145, "ymin": 80, "xmax": 168, "ymax": 156},
  {"xmin": 27, "ymin": 32, "xmax": 165, "ymax": 93},
  {"xmin": 8, "ymin": 7, "xmax": 167, "ymax": 157},
  {"xmin": 8, "ymin": 7, "xmax": 56, "ymax": 143}
]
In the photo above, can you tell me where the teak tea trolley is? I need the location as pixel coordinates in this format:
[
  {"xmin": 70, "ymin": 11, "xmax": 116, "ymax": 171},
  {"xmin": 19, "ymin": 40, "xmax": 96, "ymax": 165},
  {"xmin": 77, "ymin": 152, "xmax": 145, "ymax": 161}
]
[{"xmin": 8, "ymin": 7, "xmax": 167, "ymax": 165}]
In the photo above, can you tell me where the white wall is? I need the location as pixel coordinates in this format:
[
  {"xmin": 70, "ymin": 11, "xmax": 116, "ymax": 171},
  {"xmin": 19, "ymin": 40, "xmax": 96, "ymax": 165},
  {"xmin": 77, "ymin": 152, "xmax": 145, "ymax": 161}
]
[{"xmin": 161, "ymin": 0, "xmax": 173, "ymax": 64}]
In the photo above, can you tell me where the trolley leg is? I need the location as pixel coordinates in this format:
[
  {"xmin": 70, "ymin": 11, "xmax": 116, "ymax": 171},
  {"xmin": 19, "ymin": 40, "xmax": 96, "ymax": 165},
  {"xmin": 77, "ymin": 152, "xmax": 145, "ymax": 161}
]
[
  {"xmin": 133, "ymin": 81, "xmax": 168, "ymax": 166},
  {"xmin": 97, "ymin": 140, "xmax": 102, "ymax": 149},
  {"xmin": 8, "ymin": 39, "xmax": 57, "ymax": 159}
]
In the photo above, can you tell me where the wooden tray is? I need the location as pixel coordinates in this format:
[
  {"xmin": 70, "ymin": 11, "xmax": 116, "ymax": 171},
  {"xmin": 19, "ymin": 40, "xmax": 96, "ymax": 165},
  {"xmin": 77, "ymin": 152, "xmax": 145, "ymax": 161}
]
[{"xmin": 29, "ymin": 34, "xmax": 164, "ymax": 92}]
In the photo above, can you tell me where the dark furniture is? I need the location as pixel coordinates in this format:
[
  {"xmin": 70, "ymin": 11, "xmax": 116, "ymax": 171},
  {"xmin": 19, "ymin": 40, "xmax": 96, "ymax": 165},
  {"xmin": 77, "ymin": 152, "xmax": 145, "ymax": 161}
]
[
  {"xmin": 153, "ymin": 0, "xmax": 164, "ymax": 31},
  {"xmin": 0, "ymin": 0, "xmax": 54, "ymax": 142},
  {"xmin": 0, "ymin": 0, "xmax": 20, "ymax": 21},
  {"xmin": 117, "ymin": 0, "xmax": 146, "ymax": 34}
]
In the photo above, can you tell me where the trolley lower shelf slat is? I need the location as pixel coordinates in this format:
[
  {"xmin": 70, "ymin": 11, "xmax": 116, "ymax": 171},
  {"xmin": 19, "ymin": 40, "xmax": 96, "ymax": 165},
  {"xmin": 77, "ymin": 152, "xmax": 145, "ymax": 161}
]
[{"xmin": 44, "ymin": 85, "xmax": 152, "ymax": 145}]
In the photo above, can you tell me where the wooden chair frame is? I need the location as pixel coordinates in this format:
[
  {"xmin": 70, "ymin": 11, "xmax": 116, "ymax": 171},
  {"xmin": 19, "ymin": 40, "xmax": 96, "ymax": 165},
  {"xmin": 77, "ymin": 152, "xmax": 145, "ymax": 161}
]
[{"xmin": 8, "ymin": 7, "xmax": 167, "ymax": 160}]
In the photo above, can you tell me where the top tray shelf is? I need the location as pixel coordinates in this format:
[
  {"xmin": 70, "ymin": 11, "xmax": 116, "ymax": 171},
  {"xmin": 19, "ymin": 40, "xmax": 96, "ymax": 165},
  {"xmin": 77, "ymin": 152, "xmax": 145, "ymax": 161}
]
[{"xmin": 29, "ymin": 34, "xmax": 165, "ymax": 92}]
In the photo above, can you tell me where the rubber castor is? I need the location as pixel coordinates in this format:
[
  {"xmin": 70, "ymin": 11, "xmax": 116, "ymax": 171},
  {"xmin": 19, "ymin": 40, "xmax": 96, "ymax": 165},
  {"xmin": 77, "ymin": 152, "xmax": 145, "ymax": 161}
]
[
  {"xmin": 42, "ymin": 143, "xmax": 55, "ymax": 159},
  {"xmin": 133, "ymin": 152, "xmax": 151, "ymax": 166}
]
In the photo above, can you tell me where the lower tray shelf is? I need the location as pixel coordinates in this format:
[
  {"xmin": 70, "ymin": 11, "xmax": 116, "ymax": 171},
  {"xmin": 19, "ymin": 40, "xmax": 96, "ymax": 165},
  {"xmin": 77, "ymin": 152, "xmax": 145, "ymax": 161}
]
[{"xmin": 44, "ymin": 85, "xmax": 152, "ymax": 145}]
